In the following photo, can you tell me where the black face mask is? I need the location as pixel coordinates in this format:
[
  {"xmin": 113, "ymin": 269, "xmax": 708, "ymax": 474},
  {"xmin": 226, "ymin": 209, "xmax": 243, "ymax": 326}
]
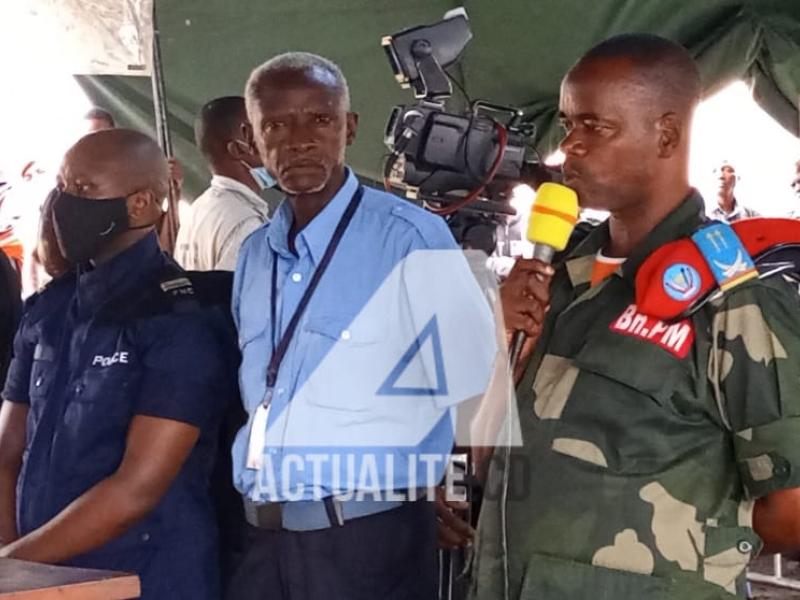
[{"xmin": 51, "ymin": 189, "xmax": 132, "ymax": 264}]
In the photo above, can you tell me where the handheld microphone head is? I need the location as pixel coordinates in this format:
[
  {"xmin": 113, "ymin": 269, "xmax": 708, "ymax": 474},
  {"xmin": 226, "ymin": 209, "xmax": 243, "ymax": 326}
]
[{"xmin": 526, "ymin": 182, "xmax": 580, "ymax": 252}]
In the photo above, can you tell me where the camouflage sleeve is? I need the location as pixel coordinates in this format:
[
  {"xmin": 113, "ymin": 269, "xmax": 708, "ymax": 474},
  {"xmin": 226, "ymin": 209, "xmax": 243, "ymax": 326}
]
[{"xmin": 710, "ymin": 276, "xmax": 800, "ymax": 498}]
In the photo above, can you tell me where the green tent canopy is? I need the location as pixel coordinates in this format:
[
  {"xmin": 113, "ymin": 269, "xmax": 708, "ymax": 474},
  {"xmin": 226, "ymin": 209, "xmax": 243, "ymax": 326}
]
[{"xmin": 76, "ymin": 0, "xmax": 800, "ymax": 200}]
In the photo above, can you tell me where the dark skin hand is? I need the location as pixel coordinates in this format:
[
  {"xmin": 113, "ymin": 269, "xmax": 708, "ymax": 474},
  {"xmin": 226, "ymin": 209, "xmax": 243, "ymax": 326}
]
[
  {"xmin": 167, "ymin": 157, "xmax": 183, "ymax": 195},
  {"xmin": 0, "ymin": 402, "xmax": 28, "ymax": 545},
  {"xmin": 0, "ymin": 415, "xmax": 199, "ymax": 563},
  {"xmin": 437, "ymin": 258, "xmax": 554, "ymax": 549},
  {"xmin": 436, "ymin": 485, "xmax": 473, "ymax": 550},
  {"xmin": 500, "ymin": 259, "xmax": 554, "ymax": 381}
]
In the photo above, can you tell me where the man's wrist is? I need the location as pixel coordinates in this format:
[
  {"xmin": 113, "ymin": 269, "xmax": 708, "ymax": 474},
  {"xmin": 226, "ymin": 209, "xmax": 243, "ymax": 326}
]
[
  {"xmin": 0, "ymin": 538, "xmax": 21, "ymax": 559},
  {"xmin": 0, "ymin": 529, "xmax": 47, "ymax": 562}
]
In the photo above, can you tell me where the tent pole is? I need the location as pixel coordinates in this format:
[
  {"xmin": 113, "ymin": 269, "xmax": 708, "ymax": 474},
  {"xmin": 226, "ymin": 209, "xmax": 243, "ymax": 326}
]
[{"xmin": 150, "ymin": 0, "xmax": 179, "ymax": 254}]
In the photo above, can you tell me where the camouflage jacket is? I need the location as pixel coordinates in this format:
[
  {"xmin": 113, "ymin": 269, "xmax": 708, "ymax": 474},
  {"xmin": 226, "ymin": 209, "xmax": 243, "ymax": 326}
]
[{"xmin": 470, "ymin": 192, "xmax": 800, "ymax": 599}]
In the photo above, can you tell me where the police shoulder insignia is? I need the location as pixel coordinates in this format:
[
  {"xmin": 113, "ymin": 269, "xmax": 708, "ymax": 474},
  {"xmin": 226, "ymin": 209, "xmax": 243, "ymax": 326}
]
[{"xmin": 160, "ymin": 276, "xmax": 194, "ymax": 297}]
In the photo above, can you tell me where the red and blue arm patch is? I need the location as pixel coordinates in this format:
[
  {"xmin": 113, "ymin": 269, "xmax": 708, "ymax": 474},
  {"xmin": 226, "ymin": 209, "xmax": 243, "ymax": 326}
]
[{"xmin": 635, "ymin": 218, "xmax": 800, "ymax": 321}]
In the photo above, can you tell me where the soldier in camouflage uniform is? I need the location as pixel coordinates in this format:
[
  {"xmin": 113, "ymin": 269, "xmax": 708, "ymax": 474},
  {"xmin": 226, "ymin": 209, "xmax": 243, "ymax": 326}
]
[{"xmin": 467, "ymin": 34, "xmax": 800, "ymax": 600}]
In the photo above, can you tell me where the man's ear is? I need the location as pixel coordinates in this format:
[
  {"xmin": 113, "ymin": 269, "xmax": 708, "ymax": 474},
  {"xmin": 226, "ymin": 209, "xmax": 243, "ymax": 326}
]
[
  {"xmin": 241, "ymin": 121, "xmax": 256, "ymax": 146},
  {"xmin": 227, "ymin": 122, "xmax": 257, "ymax": 159},
  {"xmin": 126, "ymin": 190, "xmax": 159, "ymax": 225},
  {"xmin": 345, "ymin": 112, "xmax": 359, "ymax": 146},
  {"xmin": 226, "ymin": 139, "xmax": 246, "ymax": 159},
  {"xmin": 241, "ymin": 121, "xmax": 264, "ymax": 159},
  {"xmin": 656, "ymin": 112, "xmax": 682, "ymax": 158}
]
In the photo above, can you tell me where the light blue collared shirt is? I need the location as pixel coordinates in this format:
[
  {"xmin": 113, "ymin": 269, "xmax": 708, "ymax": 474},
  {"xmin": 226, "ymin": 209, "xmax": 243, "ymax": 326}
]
[{"xmin": 231, "ymin": 169, "xmax": 496, "ymax": 502}]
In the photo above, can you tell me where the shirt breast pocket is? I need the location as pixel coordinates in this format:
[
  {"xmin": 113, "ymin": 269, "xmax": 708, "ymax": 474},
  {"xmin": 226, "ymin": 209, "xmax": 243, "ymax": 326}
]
[
  {"xmin": 236, "ymin": 270, "xmax": 269, "ymax": 349},
  {"xmin": 27, "ymin": 358, "xmax": 56, "ymax": 428},
  {"xmin": 550, "ymin": 337, "xmax": 689, "ymax": 476},
  {"xmin": 573, "ymin": 339, "xmax": 682, "ymax": 407},
  {"xmin": 62, "ymin": 366, "xmax": 140, "ymax": 471},
  {"xmin": 301, "ymin": 315, "xmax": 386, "ymax": 412},
  {"xmin": 28, "ymin": 358, "xmax": 56, "ymax": 400}
]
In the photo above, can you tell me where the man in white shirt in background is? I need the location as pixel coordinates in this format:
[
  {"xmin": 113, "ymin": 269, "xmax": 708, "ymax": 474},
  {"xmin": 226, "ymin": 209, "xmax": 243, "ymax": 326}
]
[
  {"xmin": 709, "ymin": 160, "xmax": 758, "ymax": 223},
  {"xmin": 176, "ymin": 96, "xmax": 272, "ymax": 271}
]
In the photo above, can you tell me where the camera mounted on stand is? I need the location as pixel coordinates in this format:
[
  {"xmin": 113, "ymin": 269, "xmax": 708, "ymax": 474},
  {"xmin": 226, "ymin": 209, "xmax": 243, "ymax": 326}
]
[{"xmin": 381, "ymin": 8, "xmax": 544, "ymax": 254}]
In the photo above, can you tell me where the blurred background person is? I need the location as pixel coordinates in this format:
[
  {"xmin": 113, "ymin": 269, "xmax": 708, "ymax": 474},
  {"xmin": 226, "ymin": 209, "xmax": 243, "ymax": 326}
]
[
  {"xmin": 31, "ymin": 188, "xmax": 70, "ymax": 282},
  {"xmin": 710, "ymin": 160, "xmax": 758, "ymax": 222},
  {"xmin": 175, "ymin": 96, "xmax": 271, "ymax": 271},
  {"xmin": 83, "ymin": 106, "xmax": 115, "ymax": 133}
]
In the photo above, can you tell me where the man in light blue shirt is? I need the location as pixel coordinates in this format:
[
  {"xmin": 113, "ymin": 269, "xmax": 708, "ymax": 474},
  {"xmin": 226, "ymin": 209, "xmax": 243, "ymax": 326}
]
[{"xmin": 226, "ymin": 53, "xmax": 496, "ymax": 600}]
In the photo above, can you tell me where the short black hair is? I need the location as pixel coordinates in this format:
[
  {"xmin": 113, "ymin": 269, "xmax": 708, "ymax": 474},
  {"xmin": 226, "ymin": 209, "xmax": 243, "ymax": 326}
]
[
  {"xmin": 194, "ymin": 96, "xmax": 248, "ymax": 160},
  {"xmin": 83, "ymin": 106, "xmax": 115, "ymax": 128},
  {"xmin": 576, "ymin": 33, "xmax": 702, "ymax": 113}
]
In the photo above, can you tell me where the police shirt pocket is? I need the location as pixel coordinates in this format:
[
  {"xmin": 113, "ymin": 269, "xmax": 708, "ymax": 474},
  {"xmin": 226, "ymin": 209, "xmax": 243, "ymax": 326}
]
[
  {"xmin": 75, "ymin": 365, "xmax": 138, "ymax": 405},
  {"xmin": 63, "ymin": 366, "xmax": 139, "ymax": 470},
  {"xmin": 302, "ymin": 315, "xmax": 386, "ymax": 411},
  {"xmin": 28, "ymin": 358, "xmax": 56, "ymax": 399}
]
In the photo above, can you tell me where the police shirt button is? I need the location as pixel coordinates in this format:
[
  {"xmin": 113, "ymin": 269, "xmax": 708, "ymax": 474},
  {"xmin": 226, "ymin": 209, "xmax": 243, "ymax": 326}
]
[
  {"xmin": 737, "ymin": 540, "xmax": 753, "ymax": 553},
  {"xmin": 34, "ymin": 377, "xmax": 43, "ymax": 387},
  {"xmin": 340, "ymin": 330, "xmax": 351, "ymax": 340},
  {"xmin": 74, "ymin": 383, "xmax": 83, "ymax": 395},
  {"xmin": 291, "ymin": 273, "xmax": 302, "ymax": 283},
  {"xmin": 141, "ymin": 533, "xmax": 150, "ymax": 542}
]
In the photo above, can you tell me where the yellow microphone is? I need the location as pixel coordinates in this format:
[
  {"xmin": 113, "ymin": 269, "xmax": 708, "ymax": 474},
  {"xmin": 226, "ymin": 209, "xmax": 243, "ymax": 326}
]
[
  {"xmin": 510, "ymin": 182, "xmax": 579, "ymax": 366},
  {"xmin": 525, "ymin": 182, "xmax": 580, "ymax": 262}
]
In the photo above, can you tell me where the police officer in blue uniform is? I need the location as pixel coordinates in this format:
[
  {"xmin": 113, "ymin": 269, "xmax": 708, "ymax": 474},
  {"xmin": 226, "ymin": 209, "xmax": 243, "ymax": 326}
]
[{"xmin": 0, "ymin": 129, "xmax": 231, "ymax": 599}]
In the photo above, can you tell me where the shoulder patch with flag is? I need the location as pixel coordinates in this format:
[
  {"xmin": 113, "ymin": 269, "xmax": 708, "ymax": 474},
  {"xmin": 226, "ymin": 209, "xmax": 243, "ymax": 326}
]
[{"xmin": 692, "ymin": 223, "xmax": 757, "ymax": 291}]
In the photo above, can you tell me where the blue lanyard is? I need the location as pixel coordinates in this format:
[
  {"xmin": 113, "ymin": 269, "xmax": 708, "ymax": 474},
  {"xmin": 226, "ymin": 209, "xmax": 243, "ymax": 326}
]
[{"xmin": 264, "ymin": 185, "xmax": 364, "ymax": 405}]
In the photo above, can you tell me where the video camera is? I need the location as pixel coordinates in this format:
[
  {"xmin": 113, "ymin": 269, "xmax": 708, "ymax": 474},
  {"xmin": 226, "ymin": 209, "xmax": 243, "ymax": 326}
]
[{"xmin": 381, "ymin": 8, "xmax": 543, "ymax": 251}]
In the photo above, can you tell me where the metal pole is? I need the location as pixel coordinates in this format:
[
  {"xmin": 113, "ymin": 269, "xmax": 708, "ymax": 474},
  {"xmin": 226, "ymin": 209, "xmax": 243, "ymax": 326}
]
[
  {"xmin": 748, "ymin": 553, "xmax": 800, "ymax": 591},
  {"xmin": 150, "ymin": 0, "xmax": 179, "ymax": 254},
  {"xmin": 150, "ymin": 1, "xmax": 172, "ymax": 156}
]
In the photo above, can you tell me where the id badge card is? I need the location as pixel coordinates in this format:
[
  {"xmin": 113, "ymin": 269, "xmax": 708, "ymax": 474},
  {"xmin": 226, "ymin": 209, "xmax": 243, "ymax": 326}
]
[{"xmin": 246, "ymin": 401, "xmax": 271, "ymax": 471}]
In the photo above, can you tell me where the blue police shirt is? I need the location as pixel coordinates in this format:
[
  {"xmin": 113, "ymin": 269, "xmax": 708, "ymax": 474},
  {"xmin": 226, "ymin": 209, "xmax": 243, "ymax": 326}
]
[
  {"xmin": 232, "ymin": 169, "xmax": 496, "ymax": 502},
  {"xmin": 3, "ymin": 232, "xmax": 226, "ymax": 600}
]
